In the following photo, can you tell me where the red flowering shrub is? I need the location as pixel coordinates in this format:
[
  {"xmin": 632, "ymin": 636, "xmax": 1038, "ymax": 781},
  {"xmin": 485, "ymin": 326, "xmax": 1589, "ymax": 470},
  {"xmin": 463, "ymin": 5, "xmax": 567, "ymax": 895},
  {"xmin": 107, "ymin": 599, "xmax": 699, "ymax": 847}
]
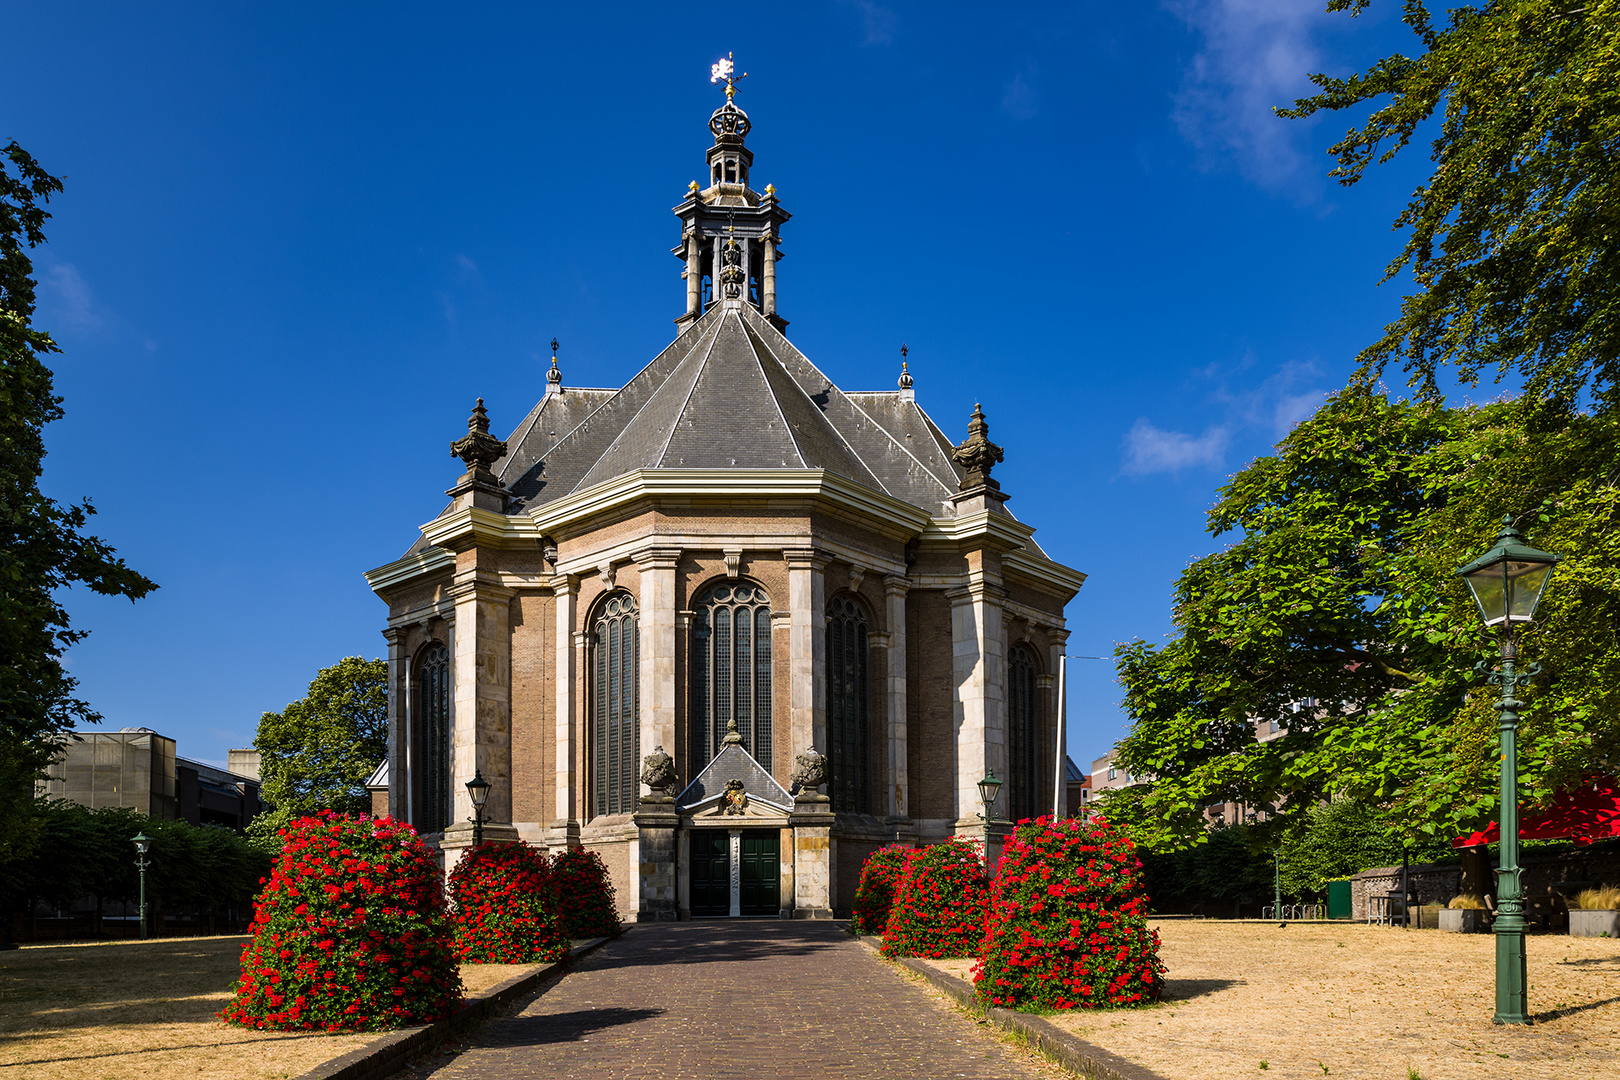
[
  {"xmin": 975, "ymin": 815, "xmax": 1165, "ymax": 1011},
  {"xmin": 553, "ymin": 848, "xmax": 622, "ymax": 939},
  {"xmin": 880, "ymin": 838, "xmax": 990, "ymax": 958},
  {"xmin": 221, "ymin": 812, "xmax": 461, "ymax": 1031},
  {"xmin": 850, "ymin": 846, "xmax": 913, "ymax": 936},
  {"xmin": 447, "ymin": 842, "xmax": 567, "ymax": 964}
]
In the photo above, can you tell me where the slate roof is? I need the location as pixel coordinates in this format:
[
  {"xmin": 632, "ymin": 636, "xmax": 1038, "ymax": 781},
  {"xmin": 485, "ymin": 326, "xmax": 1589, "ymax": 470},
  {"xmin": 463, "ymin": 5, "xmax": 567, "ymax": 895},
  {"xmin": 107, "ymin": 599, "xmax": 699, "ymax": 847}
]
[{"xmin": 411, "ymin": 301, "xmax": 1054, "ymax": 555}]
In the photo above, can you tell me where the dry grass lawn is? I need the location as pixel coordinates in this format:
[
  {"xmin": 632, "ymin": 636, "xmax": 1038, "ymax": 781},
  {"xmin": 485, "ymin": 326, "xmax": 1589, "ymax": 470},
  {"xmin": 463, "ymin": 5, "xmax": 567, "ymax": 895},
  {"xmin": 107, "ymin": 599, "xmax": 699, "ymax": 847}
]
[
  {"xmin": 920, "ymin": 919, "xmax": 1620, "ymax": 1080},
  {"xmin": 0, "ymin": 936, "xmax": 542, "ymax": 1080}
]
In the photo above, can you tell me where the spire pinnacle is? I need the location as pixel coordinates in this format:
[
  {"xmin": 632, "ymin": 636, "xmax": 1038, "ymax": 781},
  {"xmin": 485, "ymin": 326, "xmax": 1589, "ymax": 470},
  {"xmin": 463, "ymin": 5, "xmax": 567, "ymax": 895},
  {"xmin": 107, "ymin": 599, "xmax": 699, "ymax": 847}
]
[
  {"xmin": 546, "ymin": 337, "xmax": 562, "ymax": 396},
  {"xmin": 710, "ymin": 52, "xmax": 748, "ymax": 101},
  {"xmin": 898, "ymin": 343, "xmax": 914, "ymax": 401},
  {"xmin": 951, "ymin": 402, "xmax": 1004, "ymax": 492}
]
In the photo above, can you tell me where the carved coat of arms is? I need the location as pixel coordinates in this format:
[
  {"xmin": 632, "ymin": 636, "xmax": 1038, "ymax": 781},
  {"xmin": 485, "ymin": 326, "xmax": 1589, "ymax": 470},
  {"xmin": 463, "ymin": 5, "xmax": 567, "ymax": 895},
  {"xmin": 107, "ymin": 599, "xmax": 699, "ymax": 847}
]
[{"xmin": 722, "ymin": 779, "xmax": 749, "ymax": 815}]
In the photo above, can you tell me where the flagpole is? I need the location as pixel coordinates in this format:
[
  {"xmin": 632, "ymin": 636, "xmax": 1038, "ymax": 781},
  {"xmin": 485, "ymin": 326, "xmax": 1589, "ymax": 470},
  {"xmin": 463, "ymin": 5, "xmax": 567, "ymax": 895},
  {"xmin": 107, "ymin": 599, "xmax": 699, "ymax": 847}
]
[{"xmin": 1053, "ymin": 654, "xmax": 1067, "ymax": 818}]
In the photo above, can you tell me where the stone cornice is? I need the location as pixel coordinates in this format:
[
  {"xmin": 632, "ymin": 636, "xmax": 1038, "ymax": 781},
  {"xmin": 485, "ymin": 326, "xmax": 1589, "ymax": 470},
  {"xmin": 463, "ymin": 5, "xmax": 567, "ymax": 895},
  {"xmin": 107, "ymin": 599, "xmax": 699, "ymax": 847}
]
[
  {"xmin": 921, "ymin": 509, "xmax": 1032, "ymax": 553},
  {"xmin": 527, "ymin": 469, "xmax": 933, "ymax": 538},
  {"xmin": 365, "ymin": 547, "xmax": 455, "ymax": 596},
  {"xmin": 422, "ymin": 505, "xmax": 539, "ymax": 553},
  {"xmin": 1003, "ymin": 547, "xmax": 1087, "ymax": 598}
]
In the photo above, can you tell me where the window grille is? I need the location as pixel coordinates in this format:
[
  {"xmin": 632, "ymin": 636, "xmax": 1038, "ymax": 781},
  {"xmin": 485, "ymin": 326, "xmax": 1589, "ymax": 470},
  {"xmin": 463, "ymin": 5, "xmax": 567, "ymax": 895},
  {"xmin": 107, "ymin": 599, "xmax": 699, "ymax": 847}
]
[
  {"xmin": 593, "ymin": 593, "xmax": 640, "ymax": 817},
  {"xmin": 1007, "ymin": 645, "xmax": 1040, "ymax": 822},
  {"xmin": 827, "ymin": 594, "xmax": 870, "ymax": 813},
  {"xmin": 692, "ymin": 583, "xmax": 773, "ymax": 768},
  {"xmin": 415, "ymin": 643, "xmax": 451, "ymax": 834}
]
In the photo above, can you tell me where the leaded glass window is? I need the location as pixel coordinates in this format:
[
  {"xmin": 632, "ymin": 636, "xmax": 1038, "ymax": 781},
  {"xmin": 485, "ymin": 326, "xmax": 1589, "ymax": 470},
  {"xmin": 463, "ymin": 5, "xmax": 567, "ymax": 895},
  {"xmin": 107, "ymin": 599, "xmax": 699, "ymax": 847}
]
[
  {"xmin": 415, "ymin": 643, "xmax": 451, "ymax": 834},
  {"xmin": 1007, "ymin": 644, "xmax": 1041, "ymax": 823},
  {"xmin": 692, "ymin": 582, "xmax": 773, "ymax": 768},
  {"xmin": 593, "ymin": 592, "xmax": 640, "ymax": 817},
  {"xmin": 827, "ymin": 594, "xmax": 870, "ymax": 814}
]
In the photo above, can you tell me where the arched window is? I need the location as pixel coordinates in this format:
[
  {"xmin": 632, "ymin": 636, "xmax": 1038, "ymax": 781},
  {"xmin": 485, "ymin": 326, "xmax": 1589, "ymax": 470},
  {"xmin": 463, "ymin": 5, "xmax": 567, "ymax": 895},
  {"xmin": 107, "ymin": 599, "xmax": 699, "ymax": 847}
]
[
  {"xmin": 827, "ymin": 594, "xmax": 870, "ymax": 814},
  {"xmin": 415, "ymin": 643, "xmax": 451, "ymax": 834},
  {"xmin": 692, "ymin": 582, "xmax": 773, "ymax": 768},
  {"xmin": 1007, "ymin": 644, "xmax": 1041, "ymax": 823},
  {"xmin": 593, "ymin": 592, "xmax": 640, "ymax": 817}
]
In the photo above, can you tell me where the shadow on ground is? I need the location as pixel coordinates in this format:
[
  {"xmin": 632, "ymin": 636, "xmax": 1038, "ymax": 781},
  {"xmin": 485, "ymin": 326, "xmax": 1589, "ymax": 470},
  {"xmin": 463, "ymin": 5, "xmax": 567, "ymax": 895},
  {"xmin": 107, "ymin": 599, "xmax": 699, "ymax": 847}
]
[
  {"xmin": 483, "ymin": 1007, "xmax": 668, "ymax": 1046},
  {"xmin": 579, "ymin": 921, "xmax": 842, "ymax": 972},
  {"xmin": 1160, "ymin": 978, "xmax": 1243, "ymax": 1002}
]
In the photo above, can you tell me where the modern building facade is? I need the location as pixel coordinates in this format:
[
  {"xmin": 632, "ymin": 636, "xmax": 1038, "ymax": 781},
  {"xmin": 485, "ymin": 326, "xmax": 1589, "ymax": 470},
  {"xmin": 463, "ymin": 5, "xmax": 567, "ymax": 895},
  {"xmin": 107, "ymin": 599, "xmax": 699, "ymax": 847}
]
[
  {"xmin": 365, "ymin": 79, "xmax": 1084, "ymax": 920},
  {"xmin": 40, "ymin": 728, "xmax": 264, "ymax": 830}
]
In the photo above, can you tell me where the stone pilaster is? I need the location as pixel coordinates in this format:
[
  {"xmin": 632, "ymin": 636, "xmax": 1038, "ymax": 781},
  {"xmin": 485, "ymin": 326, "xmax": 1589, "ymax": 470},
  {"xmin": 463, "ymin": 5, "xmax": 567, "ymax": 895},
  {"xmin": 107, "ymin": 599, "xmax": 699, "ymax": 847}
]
[
  {"xmin": 882, "ymin": 574, "xmax": 910, "ymax": 822},
  {"xmin": 685, "ymin": 232, "xmax": 702, "ymax": 318},
  {"xmin": 450, "ymin": 574, "xmax": 514, "ymax": 827},
  {"xmin": 381, "ymin": 626, "xmax": 404, "ymax": 822},
  {"xmin": 762, "ymin": 237, "xmax": 777, "ymax": 317},
  {"xmin": 632, "ymin": 803, "xmax": 679, "ymax": 921},
  {"xmin": 633, "ymin": 548, "xmax": 681, "ymax": 794},
  {"xmin": 948, "ymin": 568, "xmax": 1007, "ymax": 837},
  {"xmin": 549, "ymin": 574, "xmax": 580, "ymax": 849},
  {"xmin": 790, "ymin": 793, "xmax": 836, "ymax": 918},
  {"xmin": 1047, "ymin": 628, "xmax": 1071, "ymax": 819},
  {"xmin": 785, "ymin": 549, "xmax": 830, "ymax": 764}
]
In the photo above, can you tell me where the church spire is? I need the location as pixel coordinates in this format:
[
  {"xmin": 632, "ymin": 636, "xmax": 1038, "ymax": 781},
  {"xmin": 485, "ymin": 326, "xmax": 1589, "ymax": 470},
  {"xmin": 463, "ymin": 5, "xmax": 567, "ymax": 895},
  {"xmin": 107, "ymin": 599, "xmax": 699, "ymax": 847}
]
[{"xmin": 673, "ymin": 55, "xmax": 792, "ymax": 331}]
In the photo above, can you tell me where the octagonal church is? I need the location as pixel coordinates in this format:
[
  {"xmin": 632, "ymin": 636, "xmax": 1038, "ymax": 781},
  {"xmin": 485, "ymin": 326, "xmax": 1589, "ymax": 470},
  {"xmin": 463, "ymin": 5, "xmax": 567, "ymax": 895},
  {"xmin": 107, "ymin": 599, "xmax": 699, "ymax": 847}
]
[{"xmin": 365, "ymin": 77, "xmax": 1085, "ymax": 921}]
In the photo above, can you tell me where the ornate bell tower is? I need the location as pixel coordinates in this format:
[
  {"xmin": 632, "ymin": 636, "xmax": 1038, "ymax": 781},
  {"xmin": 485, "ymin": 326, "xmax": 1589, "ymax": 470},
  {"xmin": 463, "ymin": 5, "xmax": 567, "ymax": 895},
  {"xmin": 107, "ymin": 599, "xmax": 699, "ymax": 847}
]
[{"xmin": 673, "ymin": 54, "xmax": 792, "ymax": 330}]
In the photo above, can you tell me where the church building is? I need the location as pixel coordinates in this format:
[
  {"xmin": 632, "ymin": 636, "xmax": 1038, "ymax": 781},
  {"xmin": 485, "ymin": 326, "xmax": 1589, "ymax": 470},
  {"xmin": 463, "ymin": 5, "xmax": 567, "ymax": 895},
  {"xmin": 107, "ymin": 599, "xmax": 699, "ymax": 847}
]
[{"xmin": 365, "ymin": 69, "xmax": 1085, "ymax": 920}]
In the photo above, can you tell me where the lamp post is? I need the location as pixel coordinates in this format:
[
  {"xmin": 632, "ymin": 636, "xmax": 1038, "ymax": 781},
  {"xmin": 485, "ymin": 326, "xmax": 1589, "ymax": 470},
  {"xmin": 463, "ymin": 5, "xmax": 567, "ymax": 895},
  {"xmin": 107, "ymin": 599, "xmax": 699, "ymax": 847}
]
[
  {"xmin": 132, "ymin": 832, "xmax": 151, "ymax": 940},
  {"xmin": 465, "ymin": 771, "xmax": 492, "ymax": 848},
  {"xmin": 1457, "ymin": 516, "xmax": 1559, "ymax": 1026}
]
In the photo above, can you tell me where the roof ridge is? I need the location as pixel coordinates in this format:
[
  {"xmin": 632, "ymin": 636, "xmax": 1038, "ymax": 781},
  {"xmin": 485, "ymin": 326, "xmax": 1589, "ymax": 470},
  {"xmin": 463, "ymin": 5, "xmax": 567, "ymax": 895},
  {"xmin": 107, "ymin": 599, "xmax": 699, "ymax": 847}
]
[
  {"xmin": 650, "ymin": 313, "xmax": 728, "ymax": 467},
  {"xmin": 838, "ymin": 384, "xmax": 958, "ymax": 497},
  {"xmin": 739, "ymin": 308, "xmax": 891, "ymax": 496},
  {"xmin": 737, "ymin": 310, "xmax": 810, "ymax": 469}
]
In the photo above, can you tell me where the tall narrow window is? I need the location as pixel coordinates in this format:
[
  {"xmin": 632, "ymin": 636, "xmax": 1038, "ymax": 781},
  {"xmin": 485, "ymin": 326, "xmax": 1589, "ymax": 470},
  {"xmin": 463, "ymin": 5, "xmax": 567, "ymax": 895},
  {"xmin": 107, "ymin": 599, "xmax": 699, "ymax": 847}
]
[
  {"xmin": 1007, "ymin": 645, "xmax": 1040, "ymax": 823},
  {"xmin": 827, "ymin": 595, "xmax": 870, "ymax": 814},
  {"xmin": 692, "ymin": 583, "xmax": 773, "ymax": 767},
  {"xmin": 593, "ymin": 593, "xmax": 640, "ymax": 817},
  {"xmin": 415, "ymin": 643, "xmax": 451, "ymax": 834}
]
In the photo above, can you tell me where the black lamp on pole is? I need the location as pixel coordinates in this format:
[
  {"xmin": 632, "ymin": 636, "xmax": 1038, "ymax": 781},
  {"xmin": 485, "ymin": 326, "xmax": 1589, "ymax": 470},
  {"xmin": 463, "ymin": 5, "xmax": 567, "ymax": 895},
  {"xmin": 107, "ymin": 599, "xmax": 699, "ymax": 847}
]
[
  {"xmin": 131, "ymin": 832, "xmax": 151, "ymax": 940},
  {"xmin": 465, "ymin": 771, "xmax": 492, "ymax": 848},
  {"xmin": 976, "ymin": 770, "xmax": 1002, "ymax": 822},
  {"xmin": 1457, "ymin": 515, "xmax": 1559, "ymax": 1026}
]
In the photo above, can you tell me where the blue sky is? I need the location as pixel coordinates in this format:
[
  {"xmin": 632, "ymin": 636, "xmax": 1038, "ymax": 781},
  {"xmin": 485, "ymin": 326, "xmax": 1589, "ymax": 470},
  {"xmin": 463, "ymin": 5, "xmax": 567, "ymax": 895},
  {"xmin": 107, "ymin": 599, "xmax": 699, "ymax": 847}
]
[{"xmin": 6, "ymin": 2, "xmax": 1432, "ymax": 771}]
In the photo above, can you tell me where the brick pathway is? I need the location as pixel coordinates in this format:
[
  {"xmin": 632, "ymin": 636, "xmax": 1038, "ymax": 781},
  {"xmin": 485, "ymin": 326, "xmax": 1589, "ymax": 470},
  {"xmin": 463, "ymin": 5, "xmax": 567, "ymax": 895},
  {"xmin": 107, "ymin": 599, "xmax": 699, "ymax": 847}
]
[{"xmin": 398, "ymin": 922, "xmax": 1058, "ymax": 1080}]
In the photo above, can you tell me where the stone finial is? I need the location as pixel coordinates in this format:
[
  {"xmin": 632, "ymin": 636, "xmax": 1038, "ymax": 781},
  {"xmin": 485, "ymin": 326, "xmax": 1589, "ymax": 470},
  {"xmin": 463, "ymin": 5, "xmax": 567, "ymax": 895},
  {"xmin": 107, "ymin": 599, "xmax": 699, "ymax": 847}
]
[
  {"xmin": 546, "ymin": 338, "xmax": 562, "ymax": 395},
  {"xmin": 765, "ymin": 183, "xmax": 776, "ymax": 196},
  {"xmin": 790, "ymin": 746, "xmax": 828, "ymax": 791},
  {"xmin": 950, "ymin": 402, "xmax": 1004, "ymax": 492},
  {"xmin": 688, "ymin": 179, "xmax": 700, "ymax": 195},
  {"xmin": 640, "ymin": 745, "xmax": 676, "ymax": 795},
  {"xmin": 722, "ymin": 716, "xmax": 744, "ymax": 746},
  {"xmin": 450, "ymin": 398, "xmax": 508, "ymax": 480}
]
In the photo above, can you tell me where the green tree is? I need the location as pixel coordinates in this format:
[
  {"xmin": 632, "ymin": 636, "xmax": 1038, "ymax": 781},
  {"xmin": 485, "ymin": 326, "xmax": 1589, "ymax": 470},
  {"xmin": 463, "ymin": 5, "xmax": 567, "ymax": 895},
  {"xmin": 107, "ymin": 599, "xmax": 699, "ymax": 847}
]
[
  {"xmin": 0, "ymin": 142, "xmax": 157, "ymax": 864},
  {"xmin": 1107, "ymin": 387, "xmax": 1620, "ymax": 851},
  {"xmin": 1281, "ymin": 0, "xmax": 1620, "ymax": 407},
  {"xmin": 253, "ymin": 657, "xmax": 388, "ymax": 829}
]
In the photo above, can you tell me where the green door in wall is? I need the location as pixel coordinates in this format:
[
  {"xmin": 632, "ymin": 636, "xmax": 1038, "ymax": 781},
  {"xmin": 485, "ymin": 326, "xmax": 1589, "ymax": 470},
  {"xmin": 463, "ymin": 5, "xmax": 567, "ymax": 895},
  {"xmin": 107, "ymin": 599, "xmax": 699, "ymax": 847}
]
[
  {"xmin": 739, "ymin": 830, "xmax": 780, "ymax": 916},
  {"xmin": 690, "ymin": 831, "xmax": 729, "ymax": 917}
]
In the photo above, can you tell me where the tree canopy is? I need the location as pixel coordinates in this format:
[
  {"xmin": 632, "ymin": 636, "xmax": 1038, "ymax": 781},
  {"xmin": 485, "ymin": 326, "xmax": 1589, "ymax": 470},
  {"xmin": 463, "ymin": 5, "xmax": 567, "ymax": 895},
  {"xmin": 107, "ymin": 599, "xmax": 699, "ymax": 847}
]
[
  {"xmin": 1, "ymin": 142, "xmax": 156, "ymax": 863},
  {"xmin": 1282, "ymin": 0, "xmax": 1620, "ymax": 407},
  {"xmin": 1106, "ymin": 388, "xmax": 1620, "ymax": 851},
  {"xmin": 253, "ymin": 657, "xmax": 388, "ymax": 831}
]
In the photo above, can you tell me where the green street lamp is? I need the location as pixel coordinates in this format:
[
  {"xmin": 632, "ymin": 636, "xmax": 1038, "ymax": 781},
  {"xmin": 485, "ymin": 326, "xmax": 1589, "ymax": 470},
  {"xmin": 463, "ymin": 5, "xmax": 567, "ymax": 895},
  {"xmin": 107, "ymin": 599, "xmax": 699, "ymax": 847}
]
[
  {"xmin": 465, "ymin": 771, "xmax": 492, "ymax": 847},
  {"xmin": 131, "ymin": 832, "xmax": 152, "ymax": 941},
  {"xmin": 976, "ymin": 770, "xmax": 1002, "ymax": 822},
  {"xmin": 1457, "ymin": 516, "xmax": 1559, "ymax": 1026}
]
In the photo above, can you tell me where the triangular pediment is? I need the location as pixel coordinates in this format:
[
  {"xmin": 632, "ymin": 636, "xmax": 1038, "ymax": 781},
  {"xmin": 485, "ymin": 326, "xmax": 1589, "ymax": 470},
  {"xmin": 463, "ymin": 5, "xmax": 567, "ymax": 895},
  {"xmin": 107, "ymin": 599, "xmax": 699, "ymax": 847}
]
[{"xmin": 675, "ymin": 742, "xmax": 791, "ymax": 812}]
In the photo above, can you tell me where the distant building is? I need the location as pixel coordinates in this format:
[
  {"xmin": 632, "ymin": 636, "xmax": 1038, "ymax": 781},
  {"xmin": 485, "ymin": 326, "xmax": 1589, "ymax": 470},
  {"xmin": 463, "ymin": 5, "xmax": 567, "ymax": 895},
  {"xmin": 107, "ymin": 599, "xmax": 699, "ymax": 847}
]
[
  {"xmin": 1066, "ymin": 756, "xmax": 1091, "ymax": 818},
  {"xmin": 40, "ymin": 728, "xmax": 264, "ymax": 830},
  {"xmin": 1091, "ymin": 750, "xmax": 1138, "ymax": 796}
]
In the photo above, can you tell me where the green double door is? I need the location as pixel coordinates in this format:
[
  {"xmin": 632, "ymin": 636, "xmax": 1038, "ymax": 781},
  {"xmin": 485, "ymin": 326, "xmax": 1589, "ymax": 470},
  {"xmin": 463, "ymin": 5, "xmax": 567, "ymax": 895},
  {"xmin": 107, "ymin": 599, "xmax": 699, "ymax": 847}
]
[{"xmin": 689, "ymin": 830, "xmax": 780, "ymax": 917}]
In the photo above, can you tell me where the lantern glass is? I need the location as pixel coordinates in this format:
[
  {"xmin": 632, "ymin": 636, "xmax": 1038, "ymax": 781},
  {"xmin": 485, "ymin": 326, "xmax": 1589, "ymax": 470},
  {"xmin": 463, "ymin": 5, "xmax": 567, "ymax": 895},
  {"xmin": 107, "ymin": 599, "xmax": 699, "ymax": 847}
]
[
  {"xmin": 1457, "ymin": 520, "xmax": 1559, "ymax": 628},
  {"xmin": 465, "ymin": 772, "xmax": 492, "ymax": 809},
  {"xmin": 132, "ymin": 831, "xmax": 151, "ymax": 855},
  {"xmin": 977, "ymin": 770, "xmax": 1002, "ymax": 814}
]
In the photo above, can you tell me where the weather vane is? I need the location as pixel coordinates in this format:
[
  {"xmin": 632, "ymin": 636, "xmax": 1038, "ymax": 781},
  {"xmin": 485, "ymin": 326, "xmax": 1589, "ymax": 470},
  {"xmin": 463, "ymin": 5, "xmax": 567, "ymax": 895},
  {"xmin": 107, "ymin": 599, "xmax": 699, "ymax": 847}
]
[{"xmin": 710, "ymin": 52, "xmax": 747, "ymax": 100}]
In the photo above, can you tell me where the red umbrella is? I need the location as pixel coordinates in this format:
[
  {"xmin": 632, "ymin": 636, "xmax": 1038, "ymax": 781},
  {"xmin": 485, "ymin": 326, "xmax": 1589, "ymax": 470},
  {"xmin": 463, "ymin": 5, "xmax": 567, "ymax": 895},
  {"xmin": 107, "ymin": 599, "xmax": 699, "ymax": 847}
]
[{"xmin": 1453, "ymin": 775, "xmax": 1620, "ymax": 848}]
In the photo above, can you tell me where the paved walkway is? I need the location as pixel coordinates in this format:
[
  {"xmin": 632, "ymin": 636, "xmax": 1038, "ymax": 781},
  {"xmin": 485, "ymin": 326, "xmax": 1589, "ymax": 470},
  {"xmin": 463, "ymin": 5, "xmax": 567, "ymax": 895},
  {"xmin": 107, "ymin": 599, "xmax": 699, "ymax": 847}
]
[{"xmin": 397, "ymin": 922, "xmax": 1057, "ymax": 1080}]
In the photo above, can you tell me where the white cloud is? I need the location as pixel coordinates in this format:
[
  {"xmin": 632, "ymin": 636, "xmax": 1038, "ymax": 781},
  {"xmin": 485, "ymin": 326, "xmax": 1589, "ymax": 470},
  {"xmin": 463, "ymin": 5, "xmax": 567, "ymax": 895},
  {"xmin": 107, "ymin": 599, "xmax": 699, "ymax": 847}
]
[
  {"xmin": 1001, "ymin": 65, "xmax": 1039, "ymax": 121},
  {"xmin": 1167, "ymin": 0, "xmax": 1334, "ymax": 191},
  {"xmin": 38, "ymin": 262, "xmax": 105, "ymax": 335},
  {"xmin": 840, "ymin": 0, "xmax": 897, "ymax": 46},
  {"xmin": 1121, "ymin": 419, "xmax": 1230, "ymax": 475}
]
